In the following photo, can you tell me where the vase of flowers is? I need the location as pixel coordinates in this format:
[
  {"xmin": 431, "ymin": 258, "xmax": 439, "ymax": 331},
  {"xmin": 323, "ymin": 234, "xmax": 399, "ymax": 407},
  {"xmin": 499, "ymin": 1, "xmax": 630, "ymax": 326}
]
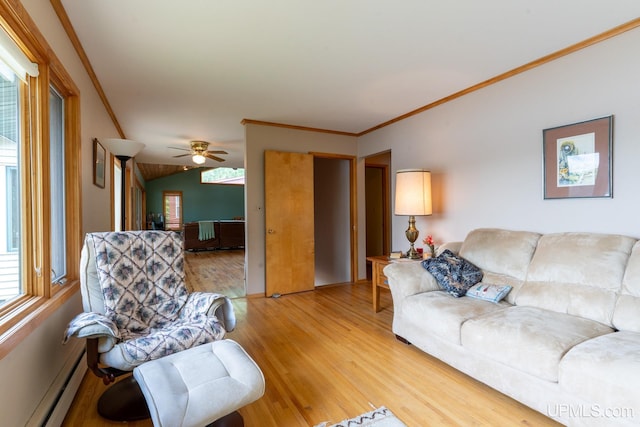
[{"xmin": 423, "ymin": 235, "xmax": 436, "ymax": 259}]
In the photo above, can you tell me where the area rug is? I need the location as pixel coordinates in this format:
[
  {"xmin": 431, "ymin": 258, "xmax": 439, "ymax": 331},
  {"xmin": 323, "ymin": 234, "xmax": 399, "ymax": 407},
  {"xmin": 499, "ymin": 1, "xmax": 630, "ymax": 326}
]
[{"xmin": 314, "ymin": 406, "xmax": 407, "ymax": 427}]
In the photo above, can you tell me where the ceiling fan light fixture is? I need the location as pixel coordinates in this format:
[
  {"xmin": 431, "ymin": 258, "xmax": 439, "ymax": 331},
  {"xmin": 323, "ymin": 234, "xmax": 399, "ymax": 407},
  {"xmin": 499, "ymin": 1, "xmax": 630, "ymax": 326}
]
[{"xmin": 192, "ymin": 153, "xmax": 206, "ymax": 164}]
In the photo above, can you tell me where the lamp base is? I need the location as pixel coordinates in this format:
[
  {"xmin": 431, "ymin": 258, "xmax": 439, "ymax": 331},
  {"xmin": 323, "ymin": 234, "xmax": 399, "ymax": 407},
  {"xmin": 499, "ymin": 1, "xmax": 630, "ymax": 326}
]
[
  {"xmin": 405, "ymin": 249, "xmax": 421, "ymax": 259},
  {"xmin": 404, "ymin": 215, "xmax": 421, "ymax": 259}
]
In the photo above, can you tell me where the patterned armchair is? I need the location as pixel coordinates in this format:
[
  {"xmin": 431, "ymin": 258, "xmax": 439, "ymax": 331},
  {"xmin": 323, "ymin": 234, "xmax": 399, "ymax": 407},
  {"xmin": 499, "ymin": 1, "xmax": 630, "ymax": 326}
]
[{"xmin": 64, "ymin": 231, "xmax": 235, "ymax": 420}]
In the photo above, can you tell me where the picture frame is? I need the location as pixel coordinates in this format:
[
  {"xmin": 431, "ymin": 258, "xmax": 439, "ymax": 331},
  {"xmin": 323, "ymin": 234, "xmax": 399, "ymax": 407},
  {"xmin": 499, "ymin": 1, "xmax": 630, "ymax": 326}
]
[
  {"xmin": 543, "ymin": 115, "xmax": 613, "ymax": 199},
  {"xmin": 93, "ymin": 138, "xmax": 106, "ymax": 188}
]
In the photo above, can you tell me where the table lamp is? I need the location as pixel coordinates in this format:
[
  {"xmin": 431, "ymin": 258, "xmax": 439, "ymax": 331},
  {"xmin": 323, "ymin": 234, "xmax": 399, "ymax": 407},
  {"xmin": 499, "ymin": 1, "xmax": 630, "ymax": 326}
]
[{"xmin": 394, "ymin": 169, "xmax": 432, "ymax": 259}]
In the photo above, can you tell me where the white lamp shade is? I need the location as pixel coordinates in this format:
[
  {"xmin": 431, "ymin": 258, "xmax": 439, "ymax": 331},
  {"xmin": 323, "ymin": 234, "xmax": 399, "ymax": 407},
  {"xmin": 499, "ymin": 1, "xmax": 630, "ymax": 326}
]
[
  {"xmin": 101, "ymin": 138, "xmax": 145, "ymax": 157},
  {"xmin": 394, "ymin": 169, "xmax": 432, "ymax": 215},
  {"xmin": 192, "ymin": 154, "xmax": 206, "ymax": 164}
]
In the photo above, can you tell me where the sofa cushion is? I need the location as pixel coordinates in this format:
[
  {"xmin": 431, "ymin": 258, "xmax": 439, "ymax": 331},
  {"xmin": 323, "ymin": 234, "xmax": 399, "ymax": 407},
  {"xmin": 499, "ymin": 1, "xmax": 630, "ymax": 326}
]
[
  {"xmin": 466, "ymin": 283, "xmax": 512, "ymax": 303},
  {"xmin": 517, "ymin": 232, "xmax": 636, "ymax": 327},
  {"xmin": 614, "ymin": 241, "xmax": 640, "ymax": 333},
  {"xmin": 559, "ymin": 331, "xmax": 640, "ymax": 414},
  {"xmin": 403, "ymin": 291, "xmax": 509, "ymax": 345},
  {"xmin": 459, "ymin": 228, "xmax": 541, "ymax": 304},
  {"xmin": 461, "ymin": 306, "xmax": 614, "ymax": 382},
  {"xmin": 459, "ymin": 228, "xmax": 541, "ymax": 281},
  {"xmin": 422, "ymin": 250, "xmax": 483, "ymax": 297}
]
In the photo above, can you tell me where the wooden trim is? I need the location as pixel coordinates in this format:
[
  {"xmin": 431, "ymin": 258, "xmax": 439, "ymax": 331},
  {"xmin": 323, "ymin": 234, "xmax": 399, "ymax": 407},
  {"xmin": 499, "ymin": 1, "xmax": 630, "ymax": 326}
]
[
  {"xmin": 358, "ymin": 17, "xmax": 640, "ymax": 136},
  {"xmin": 349, "ymin": 156, "xmax": 358, "ymax": 282},
  {"xmin": 125, "ymin": 166, "xmax": 132, "ymax": 230},
  {"xmin": 36, "ymin": 67, "xmax": 51, "ymax": 299},
  {"xmin": 47, "ymin": 2, "xmax": 640, "ymax": 142},
  {"xmin": 134, "ymin": 173, "xmax": 146, "ymax": 231},
  {"xmin": 49, "ymin": 0, "xmax": 126, "ymax": 138},
  {"xmin": 0, "ymin": 0, "xmax": 82, "ymax": 361},
  {"xmin": 310, "ymin": 152, "xmax": 358, "ymax": 283},
  {"xmin": 365, "ymin": 162, "xmax": 391, "ymax": 256},
  {"xmin": 247, "ymin": 18, "xmax": 640, "ymax": 138},
  {"xmin": 64, "ymin": 94, "xmax": 83, "ymax": 271},
  {"xmin": 0, "ymin": 282, "xmax": 79, "ymax": 360},
  {"xmin": 110, "ymin": 154, "xmax": 116, "ymax": 231},
  {"xmin": 20, "ymin": 77, "xmax": 36, "ymax": 298},
  {"xmin": 241, "ymin": 119, "xmax": 358, "ymax": 137},
  {"xmin": 0, "ymin": 1, "xmax": 48, "ymax": 63},
  {"xmin": 41, "ymin": 4, "xmax": 640, "ymax": 143},
  {"xmin": 382, "ymin": 164, "xmax": 390, "ymax": 255}
]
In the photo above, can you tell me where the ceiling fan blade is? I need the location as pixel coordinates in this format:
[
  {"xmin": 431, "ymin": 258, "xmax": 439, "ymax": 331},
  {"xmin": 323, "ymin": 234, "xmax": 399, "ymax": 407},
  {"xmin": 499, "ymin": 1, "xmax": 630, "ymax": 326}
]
[
  {"xmin": 205, "ymin": 153, "xmax": 225, "ymax": 162},
  {"xmin": 206, "ymin": 150, "xmax": 228, "ymax": 154},
  {"xmin": 173, "ymin": 153, "xmax": 191, "ymax": 158},
  {"xmin": 168, "ymin": 147, "xmax": 190, "ymax": 152}
]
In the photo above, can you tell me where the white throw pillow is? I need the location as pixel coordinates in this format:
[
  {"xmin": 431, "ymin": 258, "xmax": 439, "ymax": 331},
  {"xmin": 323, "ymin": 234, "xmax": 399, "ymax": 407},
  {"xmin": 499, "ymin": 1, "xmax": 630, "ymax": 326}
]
[{"xmin": 466, "ymin": 283, "xmax": 512, "ymax": 303}]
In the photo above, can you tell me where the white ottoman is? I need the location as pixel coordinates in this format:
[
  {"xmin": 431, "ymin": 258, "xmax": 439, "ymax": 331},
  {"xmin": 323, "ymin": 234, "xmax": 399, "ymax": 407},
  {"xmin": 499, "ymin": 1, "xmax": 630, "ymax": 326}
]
[{"xmin": 133, "ymin": 340, "xmax": 265, "ymax": 427}]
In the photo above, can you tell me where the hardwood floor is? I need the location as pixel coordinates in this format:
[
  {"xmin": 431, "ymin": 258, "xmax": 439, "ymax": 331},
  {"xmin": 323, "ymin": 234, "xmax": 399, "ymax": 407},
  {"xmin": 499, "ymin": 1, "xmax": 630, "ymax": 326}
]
[
  {"xmin": 184, "ymin": 249, "xmax": 245, "ymax": 298},
  {"xmin": 62, "ymin": 269, "xmax": 560, "ymax": 426}
]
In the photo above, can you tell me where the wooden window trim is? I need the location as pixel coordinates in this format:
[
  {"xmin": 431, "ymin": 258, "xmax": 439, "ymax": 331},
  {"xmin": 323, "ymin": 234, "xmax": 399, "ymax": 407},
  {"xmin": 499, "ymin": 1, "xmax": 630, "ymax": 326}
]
[{"xmin": 0, "ymin": 1, "xmax": 82, "ymax": 359}]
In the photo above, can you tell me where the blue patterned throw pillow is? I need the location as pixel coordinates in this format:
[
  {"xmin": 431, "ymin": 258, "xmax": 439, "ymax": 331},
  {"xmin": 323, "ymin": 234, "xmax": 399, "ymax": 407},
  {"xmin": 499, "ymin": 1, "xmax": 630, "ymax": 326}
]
[{"xmin": 422, "ymin": 249, "xmax": 483, "ymax": 297}]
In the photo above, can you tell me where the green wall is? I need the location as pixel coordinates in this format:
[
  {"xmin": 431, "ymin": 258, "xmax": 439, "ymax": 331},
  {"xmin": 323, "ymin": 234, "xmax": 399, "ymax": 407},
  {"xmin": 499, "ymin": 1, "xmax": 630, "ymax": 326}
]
[{"xmin": 146, "ymin": 168, "xmax": 244, "ymax": 223}]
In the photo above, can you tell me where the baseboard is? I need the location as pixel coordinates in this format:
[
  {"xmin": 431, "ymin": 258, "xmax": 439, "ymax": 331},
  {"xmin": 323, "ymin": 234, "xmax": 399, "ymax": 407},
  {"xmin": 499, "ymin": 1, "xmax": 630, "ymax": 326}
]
[{"xmin": 26, "ymin": 341, "xmax": 86, "ymax": 427}]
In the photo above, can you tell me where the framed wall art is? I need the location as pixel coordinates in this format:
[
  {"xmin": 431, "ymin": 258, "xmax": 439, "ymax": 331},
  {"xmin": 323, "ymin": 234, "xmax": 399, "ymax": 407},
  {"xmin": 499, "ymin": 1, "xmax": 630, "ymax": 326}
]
[
  {"xmin": 93, "ymin": 138, "xmax": 106, "ymax": 188},
  {"xmin": 543, "ymin": 115, "xmax": 613, "ymax": 199}
]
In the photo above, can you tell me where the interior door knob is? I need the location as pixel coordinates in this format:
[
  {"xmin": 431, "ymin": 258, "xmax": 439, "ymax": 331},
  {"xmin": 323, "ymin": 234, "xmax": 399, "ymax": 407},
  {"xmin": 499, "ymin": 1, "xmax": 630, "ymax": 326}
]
[{"xmin": 268, "ymin": 229, "xmax": 274, "ymax": 234}]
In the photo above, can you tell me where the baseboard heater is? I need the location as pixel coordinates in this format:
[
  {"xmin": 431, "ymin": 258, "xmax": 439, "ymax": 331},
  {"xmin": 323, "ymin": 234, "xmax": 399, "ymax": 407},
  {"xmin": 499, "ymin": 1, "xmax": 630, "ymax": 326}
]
[{"xmin": 26, "ymin": 343, "xmax": 87, "ymax": 427}]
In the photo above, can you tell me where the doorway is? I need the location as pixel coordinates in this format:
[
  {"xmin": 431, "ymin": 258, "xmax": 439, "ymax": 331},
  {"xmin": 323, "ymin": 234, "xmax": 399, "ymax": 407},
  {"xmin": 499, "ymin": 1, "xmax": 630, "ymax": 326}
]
[
  {"xmin": 365, "ymin": 151, "xmax": 391, "ymax": 279},
  {"xmin": 313, "ymin": 156, "xmax": 354, "ymax": 286},
  {"xmin": 162, "ymin": 190, "xmax": 183, "ymax": 231},
  {"xmin": 264, "ymin": 150, "xmax": 357, "ymax": 296}
]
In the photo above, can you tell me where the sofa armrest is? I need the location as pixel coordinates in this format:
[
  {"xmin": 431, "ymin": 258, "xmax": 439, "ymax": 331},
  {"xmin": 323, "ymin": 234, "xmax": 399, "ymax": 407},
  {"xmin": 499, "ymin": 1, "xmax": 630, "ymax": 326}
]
[
  {"xmin": 63, "ymin": 312, "xmax": 119, "ymax": 342},
  {"xmin": 384, "ymin": 261, "xmax": 441, "ymax": 303},
  {"xmin": 436, "ymin": 241, "xmax": 462, "ymax": 255},
  {"xmin": 182, "ymin": 292, "xmax": 237, "ymax": 332}
]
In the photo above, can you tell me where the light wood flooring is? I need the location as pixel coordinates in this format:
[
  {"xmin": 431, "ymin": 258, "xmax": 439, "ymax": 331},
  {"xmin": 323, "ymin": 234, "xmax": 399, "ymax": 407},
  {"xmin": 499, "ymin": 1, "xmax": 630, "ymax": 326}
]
[
  {"xmin": 184, "ymin": 249, "xmax": 245, "ymax": 298},
  {"xmin": 62, "ymin": 257, "xmax": 560, "ymax": 426}
]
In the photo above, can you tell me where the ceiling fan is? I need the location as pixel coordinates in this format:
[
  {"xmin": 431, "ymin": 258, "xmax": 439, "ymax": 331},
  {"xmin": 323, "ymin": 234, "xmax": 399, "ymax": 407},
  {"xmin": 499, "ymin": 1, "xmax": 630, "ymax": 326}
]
[{"xmin": 170, "ymin": 140, "xmax": 227, "ymax": 164}]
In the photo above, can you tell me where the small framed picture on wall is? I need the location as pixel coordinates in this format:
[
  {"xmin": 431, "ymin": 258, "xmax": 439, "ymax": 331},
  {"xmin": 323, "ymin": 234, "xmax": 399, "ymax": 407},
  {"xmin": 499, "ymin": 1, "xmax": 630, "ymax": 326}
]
[{"xmin": 543, "ymin": 115, "xmax": 613, "ymax": 199}]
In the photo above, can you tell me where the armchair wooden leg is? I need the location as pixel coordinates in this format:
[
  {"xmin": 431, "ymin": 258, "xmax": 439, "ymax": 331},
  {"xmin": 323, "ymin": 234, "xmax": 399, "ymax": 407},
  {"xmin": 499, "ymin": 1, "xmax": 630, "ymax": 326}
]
[
  {"xmin": 97, "ymin": 375, "xmax": 150, "ymax": 421},
  {"xmin": 395, "ymin": 335, "xmax": 411, "ymax": 345}
]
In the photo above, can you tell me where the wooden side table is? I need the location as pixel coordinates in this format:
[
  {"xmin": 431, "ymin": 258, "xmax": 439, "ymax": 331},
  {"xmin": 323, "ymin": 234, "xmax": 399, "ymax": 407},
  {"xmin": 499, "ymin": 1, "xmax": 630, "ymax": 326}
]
[{"xmin": 367, "ymin": 255, "xmax": 392, "ymax": 312}]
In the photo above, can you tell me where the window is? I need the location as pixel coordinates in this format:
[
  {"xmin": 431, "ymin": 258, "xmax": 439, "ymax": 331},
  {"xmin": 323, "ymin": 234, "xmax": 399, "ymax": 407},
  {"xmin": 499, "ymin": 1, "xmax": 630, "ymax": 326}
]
[
  {"xmin": 201, "ymin": 167, "xmax": 245, "ymax": 185},
  {"xmin": 133, "ymin": 178, "xmax": 144, "ymax": 231},
  {"xmin": 163, "ymin": 191, "xmax": 182, "ymax": 231},
  {"xmin": 0, "ymin": 8, "xmax": 82, "ymax": 350},
  {"xmin": 50, "ymin": 86, "xmax": 66, "ymax": 283},
  {"xmin": 0, "ymin": 61, "xmax": 21, "ymax": 306},
  {"xmin": 5, "ymin": 166, "xmax": 18, "ymax": 252}
]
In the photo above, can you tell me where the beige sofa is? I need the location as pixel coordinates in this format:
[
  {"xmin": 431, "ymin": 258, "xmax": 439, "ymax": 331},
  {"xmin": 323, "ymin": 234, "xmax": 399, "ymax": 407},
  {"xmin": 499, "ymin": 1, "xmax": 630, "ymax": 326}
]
[{"xmin": 384, "ymin": 228, "xmax": 640, "ymax": 426}]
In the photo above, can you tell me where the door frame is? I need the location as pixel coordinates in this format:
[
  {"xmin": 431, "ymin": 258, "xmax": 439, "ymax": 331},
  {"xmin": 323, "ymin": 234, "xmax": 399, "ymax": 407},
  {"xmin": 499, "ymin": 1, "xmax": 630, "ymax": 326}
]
[
  {"xmin": 365, "ymin": 162, "xmax": 391, "ymax": 256},
  {"xmin": 310, "ymin": 152, "xmax": 358, "ymax": 284}
]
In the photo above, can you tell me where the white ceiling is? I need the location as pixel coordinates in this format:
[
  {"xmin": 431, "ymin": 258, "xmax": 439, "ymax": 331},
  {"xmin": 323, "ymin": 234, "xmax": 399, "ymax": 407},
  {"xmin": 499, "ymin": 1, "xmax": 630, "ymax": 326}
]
[{"xmin": 59, "ymin": 0, "xmax": 640, "ymax": 169}]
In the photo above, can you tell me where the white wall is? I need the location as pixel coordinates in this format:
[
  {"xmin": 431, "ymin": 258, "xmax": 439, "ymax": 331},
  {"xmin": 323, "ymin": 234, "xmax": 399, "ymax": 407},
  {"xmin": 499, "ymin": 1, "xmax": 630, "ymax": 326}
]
[
  {"xmin": 22, "ymin": 0, "xmax": 119, "ymax": 235},
  {"xmin": 244, "ymin": 124, "xmax": 357, "ymax": 294},
  {"xmin": 358, "ymin": 27, "xmax": 640, "ymax": 253},
  {"xmin": 0, "ymin": 294, "xmax": 84, "ymax": 426},
  {"xmin": 314, "ymin": 157, "xmax": 351, "ymax": 286},
  {"xmin": 1, "ymin": 2, "xmax": 120, "ymax": 425}
]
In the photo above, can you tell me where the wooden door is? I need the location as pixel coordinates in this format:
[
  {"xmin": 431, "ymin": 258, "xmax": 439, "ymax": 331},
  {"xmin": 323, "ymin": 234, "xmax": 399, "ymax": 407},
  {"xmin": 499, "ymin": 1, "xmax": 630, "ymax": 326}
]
[{"xmin": 265, "ymin": 150, "xmax": 315, "ymax": 296}]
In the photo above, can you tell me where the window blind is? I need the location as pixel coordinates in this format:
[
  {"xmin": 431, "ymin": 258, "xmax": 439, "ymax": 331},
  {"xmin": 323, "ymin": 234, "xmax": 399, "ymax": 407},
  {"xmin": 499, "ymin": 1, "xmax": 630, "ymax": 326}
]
[{"xmin": 0, "ymin": 27, "xmax": 38, "ymax": 81}]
